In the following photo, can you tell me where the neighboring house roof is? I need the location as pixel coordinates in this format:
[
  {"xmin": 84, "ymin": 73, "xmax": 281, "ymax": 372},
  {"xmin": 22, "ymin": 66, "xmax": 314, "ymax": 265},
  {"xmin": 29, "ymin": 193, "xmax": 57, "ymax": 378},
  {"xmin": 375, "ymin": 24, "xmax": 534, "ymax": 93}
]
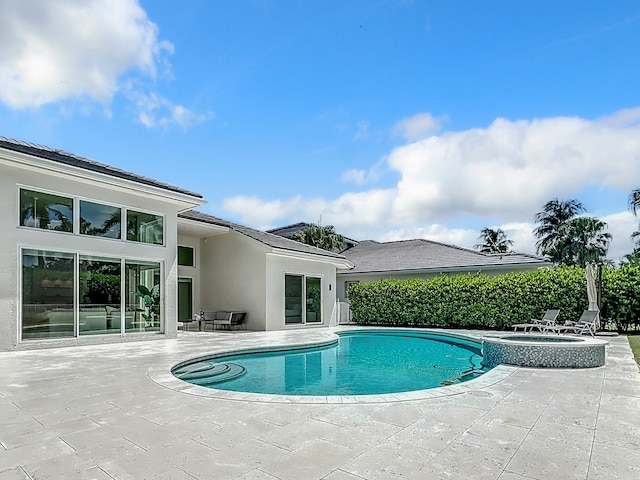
[
  {"xmin": 0, "ymin": 136, "xmax": 203, "ymax": 199},
  {"xmin": 266, "ymin": 222, "xmax": 311, "ymax": 238},
  {"xmin": 179, "ymin": 210, "xmax": 352, "ymax": 264},
  {"xmin": 340, "ymin": 239, "xmax": 551, "ymax": 275},
  {"xmin": 267, "ymin": 222, "xmax": 358, "ymax": 250}
]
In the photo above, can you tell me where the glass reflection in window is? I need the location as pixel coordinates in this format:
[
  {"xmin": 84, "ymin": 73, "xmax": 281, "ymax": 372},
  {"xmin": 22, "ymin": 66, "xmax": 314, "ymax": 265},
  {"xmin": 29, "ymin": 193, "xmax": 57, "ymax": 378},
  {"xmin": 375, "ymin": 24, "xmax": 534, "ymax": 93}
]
[
  {"xmin": 125, "ymin": 260, "xmax": 161, "ymax": 333},
  {"xmin": 20, "ymin": 189, "xmax": 73, "ymax": 232},
  {"xmin": 22, "ymin": 249, "xmax": 75, "ymax": 339},
  {"xmin": 285, "ymin": 274, "xmax": 303, "ymax": 324},
  {"xmin": 306, "ymin": 276, "xmax": 322, "ymax": 323},
  {"xmin": 80, "ymin": 201, "xmax": 121, "ymax": 239},
  {"xmin": 127, "ymin": 210, "xmax": 164, "ymax": 245},
  {"xmin": 79, "ymin": 256, "xmax": 122, "ymax": 335}
]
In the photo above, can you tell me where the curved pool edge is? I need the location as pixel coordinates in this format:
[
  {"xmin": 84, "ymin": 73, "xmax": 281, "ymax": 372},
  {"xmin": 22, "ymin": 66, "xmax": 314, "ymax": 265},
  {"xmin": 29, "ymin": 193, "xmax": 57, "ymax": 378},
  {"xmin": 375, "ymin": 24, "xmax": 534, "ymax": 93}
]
[{"xmin": 148, "ymin": 327, "xmax": 518, "ymax": 404}]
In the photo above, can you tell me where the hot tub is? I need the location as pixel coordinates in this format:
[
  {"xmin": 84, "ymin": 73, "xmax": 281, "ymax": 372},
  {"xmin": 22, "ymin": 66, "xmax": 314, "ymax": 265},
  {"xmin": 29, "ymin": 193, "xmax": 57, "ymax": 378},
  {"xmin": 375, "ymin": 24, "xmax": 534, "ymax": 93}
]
[{"xmin": 482, "ymin": 334, "xmax": 608, "ymax": 368}]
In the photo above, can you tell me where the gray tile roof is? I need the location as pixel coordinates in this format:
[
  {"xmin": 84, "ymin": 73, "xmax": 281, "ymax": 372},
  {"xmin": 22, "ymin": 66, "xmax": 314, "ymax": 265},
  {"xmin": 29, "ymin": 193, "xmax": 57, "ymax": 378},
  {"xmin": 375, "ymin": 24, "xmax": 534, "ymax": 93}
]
[
  {"xmin": 0, "ymin": 136, "xmax": 203, "ymax": 198},
  {"xmin": 266, "ymin": 222, "xmax": 311, "ymax": 238},
  {"xmin": 267, "ymin": 222, "xmax": 358, "ymax": 250},
  {"xmin": 179, "ymin": 210, "xmax": 349, "ymax": 261},
  {"xmin": 340, "ymin": 239, "xmax": 550, "ymax": 275}
]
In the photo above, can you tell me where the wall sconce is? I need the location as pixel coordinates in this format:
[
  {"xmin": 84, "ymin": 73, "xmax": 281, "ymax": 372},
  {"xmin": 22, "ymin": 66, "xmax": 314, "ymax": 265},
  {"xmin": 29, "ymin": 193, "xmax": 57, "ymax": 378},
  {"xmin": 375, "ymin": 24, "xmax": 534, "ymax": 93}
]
[{"xmin": 328, "ymin": 284, "xmax": 332, "ymax": 291}]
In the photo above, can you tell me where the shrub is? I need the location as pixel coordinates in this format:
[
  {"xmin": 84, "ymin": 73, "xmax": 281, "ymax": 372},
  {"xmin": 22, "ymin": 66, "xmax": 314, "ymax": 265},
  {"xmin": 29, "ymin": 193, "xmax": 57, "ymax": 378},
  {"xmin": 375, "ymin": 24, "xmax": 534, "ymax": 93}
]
[{"xmin": 348, "ymin": 266, "xmax": 640, "ymax": 331}]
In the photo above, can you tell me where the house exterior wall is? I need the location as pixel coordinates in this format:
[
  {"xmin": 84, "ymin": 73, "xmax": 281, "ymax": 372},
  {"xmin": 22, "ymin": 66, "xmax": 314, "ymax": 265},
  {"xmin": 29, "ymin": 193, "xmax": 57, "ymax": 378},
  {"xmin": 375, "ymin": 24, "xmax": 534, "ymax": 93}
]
[
  {"xmin": 199, "ymin": 231, "xmax": 267, "ymax": 330},
  {"xmin": 0, "ymin": 159, "xmax": 186, "ymax": 351},
  {"xmin": 266, "ymin": 253, "xmax": 338, "ymax": 330},
  {"xmin": 177, "ymin": 234, "xmax": 201, "ymax": 318}
]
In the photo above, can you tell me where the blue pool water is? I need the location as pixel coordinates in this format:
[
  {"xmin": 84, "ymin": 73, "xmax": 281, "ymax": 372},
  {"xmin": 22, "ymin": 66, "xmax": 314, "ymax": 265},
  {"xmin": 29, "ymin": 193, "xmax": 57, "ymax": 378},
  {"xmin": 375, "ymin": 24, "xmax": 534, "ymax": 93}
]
[{"xmin": 172, "ymin": 331, "xmax": 486, "ymax": 396}]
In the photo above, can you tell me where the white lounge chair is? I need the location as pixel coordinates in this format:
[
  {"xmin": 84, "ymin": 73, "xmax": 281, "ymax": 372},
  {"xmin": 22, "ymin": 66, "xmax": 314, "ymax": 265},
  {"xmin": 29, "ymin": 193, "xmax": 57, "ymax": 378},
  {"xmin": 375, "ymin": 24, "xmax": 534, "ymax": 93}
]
[
  {"xmin": 543, "ymin": 310, "xmax": 599, "ymax": 337},
  {"xmin": 513, "ymin": 309, "xmax": 560, "ymax": 333}
]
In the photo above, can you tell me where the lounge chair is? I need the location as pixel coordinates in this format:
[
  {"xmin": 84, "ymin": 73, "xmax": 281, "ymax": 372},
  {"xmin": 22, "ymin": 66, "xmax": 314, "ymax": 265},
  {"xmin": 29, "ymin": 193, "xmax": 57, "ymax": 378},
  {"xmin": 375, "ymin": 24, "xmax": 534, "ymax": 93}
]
[
  {"xmin": 513, "ymin": 309, "xmax": 560, "ymax": 333},
  {"xmin": 543, "ymin": 310, "xmax": 599, "ymax": 337}
]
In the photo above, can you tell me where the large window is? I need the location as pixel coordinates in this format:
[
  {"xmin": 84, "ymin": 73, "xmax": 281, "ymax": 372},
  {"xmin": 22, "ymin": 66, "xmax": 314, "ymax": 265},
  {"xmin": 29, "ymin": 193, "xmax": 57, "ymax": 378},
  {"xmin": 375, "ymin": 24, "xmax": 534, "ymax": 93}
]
[
  {"xmin": 21, "ymin": 249, "xmax": 163, "ymax": 341},
  {"xmin": 127, "ymin": 210, "xmax": 164, "ymax": 245},
  {"xmin": 22, "ymin": 250, "xmax": 75, "ymax": 339},
  {"xmin": 80, "ymin": 201, "xmax": 121, "ymax": 239},
  {"xmin": 79, "ymin": 256, "xmax": 121, "ymax": 335},
  {"xmin": 285, "ymin": 274, "xmax": 322, "ymax": 325},
  {"xmin": 125, "ymin": 260, "xmax": 161, "ymax": 333},
  {"xmin": 20, "ymin": 189, "xmax": 73, "ymax": 232},
  {"xmin": 18, "ymin": 188, "xmax": 164, "ymax": 246}
]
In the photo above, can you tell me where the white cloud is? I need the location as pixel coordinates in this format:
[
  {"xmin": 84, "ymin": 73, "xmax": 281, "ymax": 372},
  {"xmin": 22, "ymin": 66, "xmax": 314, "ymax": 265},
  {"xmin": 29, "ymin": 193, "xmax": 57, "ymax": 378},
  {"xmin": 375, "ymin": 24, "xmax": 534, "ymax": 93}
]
[
  {"xmin": 393, "ymin": 112, "xmax": 445, "ymax": 141},
  {"xmin": 600, "ymin": 211, "xmax": 638, "ymax": 262},
  {"xmin": 377, "ymin": 224, "xmax": 478, "ymax": 247},
  {"xmin": 340, "ymin": 169, "xmax": 367, "ymax": 184},
  {"xmin": 221, "ymin": 196, "xmax": 329, "ymax": 230},
  {"xmin": 125, "ymin": 87, "xmax": 214, "ymax": 129},
  {"xmin": 388, "ymin": 113, "xmax": 640, "ymax": 223},
  {"xmin": 223, "ymin": 108, "xmax": 640, "ymax": 258},
  {"xmin": 340, "ymin": 157, "xmax": 387, "ymax": 185},
  {"xmin": 0, "ymin": 0, "xmax": 209, "ymax": 128}
]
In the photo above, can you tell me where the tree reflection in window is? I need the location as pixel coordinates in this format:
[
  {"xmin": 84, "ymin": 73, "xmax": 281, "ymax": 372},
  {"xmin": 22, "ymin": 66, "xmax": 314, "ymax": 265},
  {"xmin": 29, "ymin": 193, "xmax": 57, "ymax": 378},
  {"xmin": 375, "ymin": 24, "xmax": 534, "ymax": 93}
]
[
  {"xmin": 126, "ymin": 210, "xmax": 164, "ymax": 245},
  {"xmin": 20, "ymin": 189, "xmax": 73, "ymax": 232},
  {"xmin": 80, "ymin": 201, "xmax": 121, "ymax": 239}
]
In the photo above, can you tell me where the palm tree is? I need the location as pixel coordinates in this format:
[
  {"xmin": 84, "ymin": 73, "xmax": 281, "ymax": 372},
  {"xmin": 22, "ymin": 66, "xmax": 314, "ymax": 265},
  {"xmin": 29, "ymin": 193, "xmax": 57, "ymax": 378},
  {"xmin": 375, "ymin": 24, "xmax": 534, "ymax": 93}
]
[
  {"xmin": 291, "ymin": 224, "xmax": 344, "ymax": 252},
  {"xmin": 473, "ymin": 228, "xmax": 513, "ymax": 254},
  {"xmin": 621, "ymin": 249, "xmax": 640, "ymax": 266},
  {"xmin": 533, "ymin": 198, "xmax": 586, "ymax": 256},
  {"xmin": 629, "ymin": 188, "xmax": 640, "ymax": 250},
  {"xmin": 629, "ymin": 188, "xmax": 640, "ymax": 216},
  {"xmin": 545, "ymin": 217, "xmax": 612, "ymax": 267}
]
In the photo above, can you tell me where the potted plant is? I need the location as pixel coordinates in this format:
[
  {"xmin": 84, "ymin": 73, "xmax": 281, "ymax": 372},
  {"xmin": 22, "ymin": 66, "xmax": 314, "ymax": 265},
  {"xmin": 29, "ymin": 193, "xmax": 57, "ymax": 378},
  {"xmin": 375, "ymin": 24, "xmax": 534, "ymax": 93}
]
[{"xmin": 135, "ymin": 284, "xmax": 160, "ymax": 327}]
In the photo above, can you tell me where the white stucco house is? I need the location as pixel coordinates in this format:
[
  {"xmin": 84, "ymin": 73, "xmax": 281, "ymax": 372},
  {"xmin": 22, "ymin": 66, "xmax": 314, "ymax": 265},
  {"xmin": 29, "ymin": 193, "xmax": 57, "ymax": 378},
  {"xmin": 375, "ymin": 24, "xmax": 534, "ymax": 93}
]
[{"xmin": 0, "ymin": 137, "xmax": 352, "ymax": 351}]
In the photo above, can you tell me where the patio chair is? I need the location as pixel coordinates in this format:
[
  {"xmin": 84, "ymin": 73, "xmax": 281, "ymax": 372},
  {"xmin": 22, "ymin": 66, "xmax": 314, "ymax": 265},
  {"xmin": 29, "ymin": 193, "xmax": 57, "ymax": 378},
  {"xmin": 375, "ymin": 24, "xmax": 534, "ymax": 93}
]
[
  {"xmin": 543, "ymin": 310, "xmax": 599, "ymax": 337},
  {"xmin": 512, "ymin": 309, "xmax": 560, "ymax": 333},
  {"xmin": 213, "ymin": 311, "xmax": 247, "ymax": 330}
]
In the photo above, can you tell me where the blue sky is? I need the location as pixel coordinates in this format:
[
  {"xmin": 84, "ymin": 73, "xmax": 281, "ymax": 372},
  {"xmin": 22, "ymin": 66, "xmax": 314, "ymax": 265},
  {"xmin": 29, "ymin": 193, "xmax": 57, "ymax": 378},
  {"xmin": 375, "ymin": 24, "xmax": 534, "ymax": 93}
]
[{"xmin": 1, "ymin": 0, "xmax": 640, "ymax": 260}]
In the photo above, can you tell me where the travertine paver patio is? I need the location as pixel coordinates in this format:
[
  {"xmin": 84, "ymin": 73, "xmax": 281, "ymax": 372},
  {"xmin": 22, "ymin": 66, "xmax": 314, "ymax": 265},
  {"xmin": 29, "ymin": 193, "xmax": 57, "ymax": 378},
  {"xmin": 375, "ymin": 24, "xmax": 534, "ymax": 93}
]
[{"xmin": 0, "ymin": 328, "xmax": 638, "ymax": 480}]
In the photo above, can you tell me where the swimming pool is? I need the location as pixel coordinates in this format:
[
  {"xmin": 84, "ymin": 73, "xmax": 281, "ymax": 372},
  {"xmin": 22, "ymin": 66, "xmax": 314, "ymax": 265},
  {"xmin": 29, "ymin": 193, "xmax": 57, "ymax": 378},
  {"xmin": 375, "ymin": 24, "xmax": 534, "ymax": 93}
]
[{"xmin": 172, "ymin": 330, "xmax": 486, "ymax": 396}]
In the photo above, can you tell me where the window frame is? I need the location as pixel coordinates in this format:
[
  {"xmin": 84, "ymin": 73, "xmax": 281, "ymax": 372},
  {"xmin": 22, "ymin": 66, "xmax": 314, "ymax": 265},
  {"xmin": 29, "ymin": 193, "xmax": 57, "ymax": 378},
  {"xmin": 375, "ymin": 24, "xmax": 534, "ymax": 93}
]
[
  {"xmin": 18, "ymin": 186, "xmax": 75, "ymax": 234},
  {"xmin": 126, "ymin": 208, "xmax": 165, "ymax": 246},
  {"xmin": 78, "ymin": 199, "xmax": 123, "ymax": 240},
  {"xmin": 284, "ymin": 273, "xmax": 323, "ymax": 326},
  {"xmin": 16, "ymin": 185, "xmax": 165, "ymax": 246},
  {"xmin": 177, "ymin": 245, "xmax": 195, "ymax": 267},
  {"xmin": 18, "ymin": 245, "xmax": 165, "ymax": 343}
]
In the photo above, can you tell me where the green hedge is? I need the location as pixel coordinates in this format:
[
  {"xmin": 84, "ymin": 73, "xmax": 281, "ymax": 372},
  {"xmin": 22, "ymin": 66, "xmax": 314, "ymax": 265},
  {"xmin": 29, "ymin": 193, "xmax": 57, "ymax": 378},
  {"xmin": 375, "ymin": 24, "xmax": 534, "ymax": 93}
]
[{"xmin": 348, "ymin": 265, "xmax": 640, "ymax": 331}]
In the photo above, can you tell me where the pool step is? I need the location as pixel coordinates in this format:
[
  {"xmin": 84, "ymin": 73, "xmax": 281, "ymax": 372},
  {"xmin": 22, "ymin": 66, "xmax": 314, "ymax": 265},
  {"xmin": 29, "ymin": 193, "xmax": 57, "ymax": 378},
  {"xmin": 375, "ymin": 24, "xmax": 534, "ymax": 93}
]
[
  {"xmin": 174, "ymin": 361, "xmax": 246, "ymax": 385},
  {"xmin": 441, "ymin": 368, "xmax": 486, "ymax": 386}
]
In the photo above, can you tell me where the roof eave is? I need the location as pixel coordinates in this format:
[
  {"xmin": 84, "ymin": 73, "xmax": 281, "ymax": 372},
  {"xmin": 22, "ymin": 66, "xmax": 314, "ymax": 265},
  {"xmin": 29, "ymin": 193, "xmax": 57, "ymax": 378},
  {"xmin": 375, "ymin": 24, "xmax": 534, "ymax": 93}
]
[
  {"xmin": 1, "ymin": 145, "xmax": 206, "ymax": 209},
  {"xmin": 269, "ymin": 248, "xmax": 354, "ymax": 269},
  {"xmin": 338, "ymin": 261, "xmax": 552, "ymax": 276}
]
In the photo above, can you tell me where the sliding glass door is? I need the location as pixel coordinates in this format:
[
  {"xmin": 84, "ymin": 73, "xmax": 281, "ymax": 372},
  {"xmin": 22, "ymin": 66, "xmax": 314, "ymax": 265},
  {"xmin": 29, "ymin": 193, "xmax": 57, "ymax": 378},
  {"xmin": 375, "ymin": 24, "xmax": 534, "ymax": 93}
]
[
  {"xmin": 125, "ymin": 260, "xmax": 161, "ymax": 333},
  {"xmin": 22, "ymin": 249, "xmax": 75, "ymax": 339},
  {"xmin": 79, "ymin": 256, "xmax": 121, "ymax": 335},
  {"xmin": 21, "ymin": 249, "xmax": 163, "ymax": 340},
  {"xmin": 285, "ymin": 274, "xmax": 322, "ymax": 325}
]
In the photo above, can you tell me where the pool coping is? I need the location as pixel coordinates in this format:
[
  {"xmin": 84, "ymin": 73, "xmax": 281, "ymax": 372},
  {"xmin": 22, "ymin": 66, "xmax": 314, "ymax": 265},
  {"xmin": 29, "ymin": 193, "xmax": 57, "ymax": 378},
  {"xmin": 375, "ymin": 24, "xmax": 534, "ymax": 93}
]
[{"xmin": 148, "ymin": 327, "xmax": 519, "ymax": 404}]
